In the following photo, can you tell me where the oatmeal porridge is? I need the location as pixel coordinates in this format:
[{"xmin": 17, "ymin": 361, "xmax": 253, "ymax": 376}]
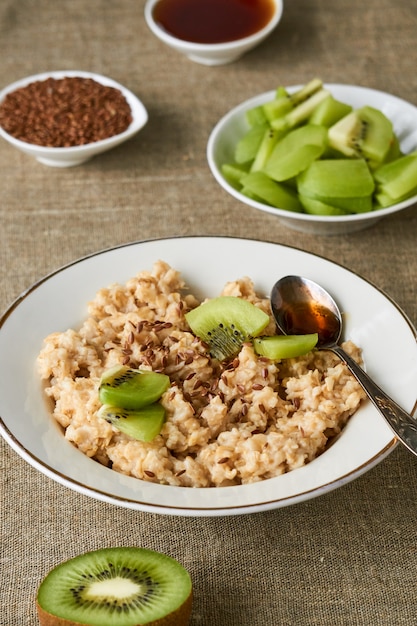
[{"xmin": 37, "ymin": 260, "xmax": 366, "ymax": 487}]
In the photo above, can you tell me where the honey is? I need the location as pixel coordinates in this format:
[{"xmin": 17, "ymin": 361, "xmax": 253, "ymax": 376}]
[
  {"xmin": 280, "ymin": 301, "xmax": 340, "ymax": 345},
  {"xmin": 152, "ymin": 0, "xmax": 276, "ymax": 44}
]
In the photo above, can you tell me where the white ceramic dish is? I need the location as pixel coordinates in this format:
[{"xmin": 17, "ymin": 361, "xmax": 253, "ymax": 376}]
[
  {"xmin": 0, "ymin": 71, "xmax": 148, "ymax": 167},
  {"xmin": 1, "ymin": 237, "xmax": 416, "ymax": 517},
  {"xmin": 144, "ymin": 0, "xmax": 283, "ymax": 66},
  {"xmin": 207, "ymin": 84, "xmax": 417, "ymax": 234}
]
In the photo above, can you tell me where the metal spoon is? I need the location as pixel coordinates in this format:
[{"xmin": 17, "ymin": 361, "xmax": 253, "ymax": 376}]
[{"xmin": 270, "ymin": 275, "xmax": 417, "ymax": 456}]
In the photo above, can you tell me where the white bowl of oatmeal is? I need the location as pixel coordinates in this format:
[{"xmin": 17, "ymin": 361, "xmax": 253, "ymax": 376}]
[
  {"xmin": 0, "ymin": 71, "xmax": 148, "ymax": 167},
  {"xmin": 1, "ymin": 237, "xmax": 416, "ymax": 516}
]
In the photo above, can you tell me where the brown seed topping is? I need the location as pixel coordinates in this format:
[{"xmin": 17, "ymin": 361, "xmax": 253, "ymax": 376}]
[
  {"xmin": 217, "ymin": 457, "xmax": 229, "ymax": 464},
  {"xmin": 144, "ymin": 470, "xmax": 155, "ymax": 478},
  {"xmin": 252, "ymin": 383, "xmax": 264, "ymax": 391}
]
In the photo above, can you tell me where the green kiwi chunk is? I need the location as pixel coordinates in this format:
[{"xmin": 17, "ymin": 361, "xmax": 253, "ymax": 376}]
[
  {"xmin": 297, "ymin": 159, "xmax": 375, "ymax": 199},
  {"xmin": 185, "ymin": 296, "xmax": 270, "ymax": 361},
  {"xmin": 234, "ymin": 122, "xmax": 269, "ymax": 164},
  {"xmin": 271, "ymin": 89, "xmax": 330, "ymax": 132},
  {"xmin": 299, "ymin": 195, "xmax": 350, "ymax": 216},
  {"xmin": 289, "ymin": 78, "xmax": 323, "ymax": 105},
  {"xmin": 250, "ymin": 127, "xmax": 283, "ymax": 172},
  {"xmin": 328, "ymin": 106, "xmax": 394, "ymax": 168},
  {"xmin": 241, "ymin": 171, "xmax": 303, "ymax": 212},
  {"xmin": 246, "ymin": 104, "xmax": 267, "ymax": 127},
  {"xmin": 373, "ymin": 152, "xmax": 417, "ymax": 200},
  {"xmin": 221, "ymin": 162, "xmax": 250, "ymax": 188},
  {"xmin": 374, "ymin": 186, "xmax": 417, "ymax": 208},
  {"xmin": 263, "ymin": 124, "xmax": 328, "ymax": 182},
  {"xmin": 36, "ymin": 546, "xmax": 193, "ymax": 626},
  {"xmin": 309, "ymin": 95, "xmax": 353, "ymax": 127},
  {"xmin": 99, "ymin": 365, "xmax": 170, "ymax": 411},
  {"xmin": 98, "ymin": 403, "xmax": 166, "ymax": 442},
  {"xmin": 262, "ymin": 97, "xmax": 293, "ymax": 122},
  {"xmin": 253, "ymin": 334, "xmax": 318, "ymax": 360}
]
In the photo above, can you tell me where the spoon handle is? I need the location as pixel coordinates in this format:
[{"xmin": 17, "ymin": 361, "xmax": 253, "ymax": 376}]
[{"xmin": 330, "ymin": 345, "xmax": 417, "ymax": 456}]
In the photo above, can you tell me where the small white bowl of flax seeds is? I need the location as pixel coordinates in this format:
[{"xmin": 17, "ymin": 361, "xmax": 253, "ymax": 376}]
[{"xmin": 0, "ymin": 71, "xmax": 148, "ymax": 167}]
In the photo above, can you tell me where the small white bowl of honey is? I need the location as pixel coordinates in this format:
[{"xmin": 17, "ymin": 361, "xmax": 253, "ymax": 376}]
[{"xmin": 144, "ymin": 0, "xmax": 283, "ymax": 66}]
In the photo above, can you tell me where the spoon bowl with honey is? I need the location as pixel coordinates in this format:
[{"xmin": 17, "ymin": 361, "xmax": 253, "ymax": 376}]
[{"xmin": 270, "ymin": 275, "xmax": 417, "ymax": 457}]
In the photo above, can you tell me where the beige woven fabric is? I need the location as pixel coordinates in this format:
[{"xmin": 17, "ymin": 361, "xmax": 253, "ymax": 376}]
[{"xmin": 1, "ymin": 1, "xmax": 417, "ymax": 624}]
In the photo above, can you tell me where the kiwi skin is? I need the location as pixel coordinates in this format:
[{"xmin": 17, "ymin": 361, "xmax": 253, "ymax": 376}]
[
  {"xmin": 36, "ymin": 547, "xmax": 193, "ymax": 626},
  {"xmin": 37, "ymin": 599, "xmax": 193, "ymax": 626}
]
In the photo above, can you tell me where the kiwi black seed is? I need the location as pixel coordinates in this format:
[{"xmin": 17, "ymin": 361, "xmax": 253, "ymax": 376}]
[
  {"xmin": 36, "ymin": 547, "xmax": 193, "ymax": 626},
  {"xmin": 185, "ymin": 296, "xmax": 270, "ymax": 361}
]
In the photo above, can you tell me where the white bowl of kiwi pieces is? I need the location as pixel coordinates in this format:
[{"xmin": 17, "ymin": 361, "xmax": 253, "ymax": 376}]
[{"xmin": 207, "ymin": 79, "xmax": 417, "ymax": 234}]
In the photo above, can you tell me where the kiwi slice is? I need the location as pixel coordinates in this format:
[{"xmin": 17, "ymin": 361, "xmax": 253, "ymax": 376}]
[
  {"xmin": 299, "ymin": 194, "xmax": 350, "ymax": 216},
  {"xmin": 250, "ymin": 127, "xmax": 283, "ymax": 172},
  {"xmin": 185, "ymin": 296, "xmax": 270, "ymax": 361},
  {"xmin": 288, "ymin": 78, "xmax": 323, "ymax": 106},
  {"xmin": 36, "ymin": 546, "xmax": 193, "ymax": 626},
  {"xmin": 253, "ymin": 334, "xmax": 318, "ymax": 360},
  {"xmin": 262, "ymin": 96, "xmax": 293, "ymax": 122},
  {"xmin": 263, "ymin": 124, "xmax": 328, "ymax": 182},
  {"xmin": 297, "ymin": 159, "xmax": 375, "ymax": 199},
  {"xmin": 308, "ymin": 94, "xmax": 353, "ymax": 128},
  {"xmin": 271, "ymin": 88, "xmax": 330, "ymax": 132},
  {"xmin": 246, "ymin": 104, "xmax": 267, "ymax": 127},
  {"xmin": 99, "ymin": 366, "xmax": 170, "ymax": 411},
  {"xmin": 328, "ymin": 106, "xmax": 394, "ymax": 168},
  {"xmin": 221, "ymin": 162, "xmax": 250, "ymax": 188},
  {"xmin": 98, "ymin": 403, "xmax": 166, "ymax": 442},
  {"xmin": 234, "ymin": 122, "xmax": 268, "ymax": 164},
  {"xmin": 373, "ymin": 152, "xmax": 417, "ymax": 200},
  {"xmin": 240, "ymin": 171, "xmax": 303, "ymax": 212}
]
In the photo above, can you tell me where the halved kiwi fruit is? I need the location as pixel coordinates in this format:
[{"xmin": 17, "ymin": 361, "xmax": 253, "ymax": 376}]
[
  {"xmin": 185, "ymin": 296, "xmax": 270, "ymax": 361},
  {"xmin": 36, "ymin": 546, "xmax": 193, "ymax": 626},
  {"xmin": 99, "ymin": 366, "xmax": 170, "ymax": 411}
]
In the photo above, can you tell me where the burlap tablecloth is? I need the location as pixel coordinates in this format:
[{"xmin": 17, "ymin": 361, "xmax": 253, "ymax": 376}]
[{"xmin": 1, "ymin": 1, "xmax": 417, "ymax": 624}]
